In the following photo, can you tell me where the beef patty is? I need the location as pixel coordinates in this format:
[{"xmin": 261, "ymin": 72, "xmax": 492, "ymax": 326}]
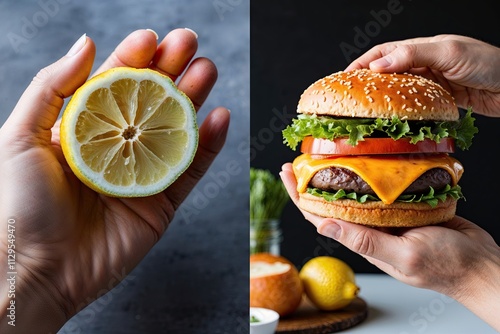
[{"xmin": 309, "ymin": 167, "xmax": 452, "ymax": 195}]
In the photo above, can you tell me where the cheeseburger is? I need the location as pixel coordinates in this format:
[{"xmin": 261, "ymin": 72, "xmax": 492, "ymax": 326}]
[{"xmin": 283, "ymin": 69, "xmax": 478, "ymax": 227}]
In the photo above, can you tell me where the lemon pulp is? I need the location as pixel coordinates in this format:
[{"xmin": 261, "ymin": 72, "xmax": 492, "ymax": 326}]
[{"xmin": 61, "ymin": 67, "xmax": 198, "ymax": 197}]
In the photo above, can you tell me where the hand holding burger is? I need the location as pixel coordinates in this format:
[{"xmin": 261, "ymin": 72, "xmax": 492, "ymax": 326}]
[{"xmin": 280, "ymin": 34, "xmax": 500, "ymax": 331}]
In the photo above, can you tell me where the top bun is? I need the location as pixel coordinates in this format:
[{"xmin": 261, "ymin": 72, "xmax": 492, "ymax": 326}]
[{"xmin": 297, "ymin": 69, "xmax": 458, "ymax": 121}]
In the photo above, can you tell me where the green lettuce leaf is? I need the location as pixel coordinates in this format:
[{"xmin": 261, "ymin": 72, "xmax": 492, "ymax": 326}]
[
  {"xmin": 282, "ymin": 107, "xmax": 478, "ymax": 151},
  {"xmin": 306, "ymin": 184, "xmax": 464, "ymax": 208}
]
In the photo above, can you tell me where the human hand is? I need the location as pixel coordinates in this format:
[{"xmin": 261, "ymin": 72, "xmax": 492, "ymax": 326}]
[
  {"xmin": 0, "ymin": 29, "xmax": 230, "ymax": 333},
  {"xmin": 280, "ymin": 162, "xmax": 500, "ymax": 330},
  {"xmin": 345, "ymin": 34, "xmax": 500, "ymax": 117}
]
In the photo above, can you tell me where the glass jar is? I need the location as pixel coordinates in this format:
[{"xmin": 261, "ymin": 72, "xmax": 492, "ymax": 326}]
[{"xmin": 250, "ymin": 219, "xmax": 283, "ymax": 255}]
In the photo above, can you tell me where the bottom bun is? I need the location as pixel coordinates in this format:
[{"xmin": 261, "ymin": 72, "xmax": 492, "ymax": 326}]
[{"xmin": 299, "ymin": 192, "xmax": 457, "ymax": 227}]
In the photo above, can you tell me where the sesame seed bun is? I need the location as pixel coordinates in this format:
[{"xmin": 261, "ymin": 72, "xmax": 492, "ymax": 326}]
[
  {"xmin": 299, "ymin": 192, "xmax": 457, "ymax": 227},
  {"xmin": 297, "ymin": 69, "xmax": 458, "ymax": 121}
]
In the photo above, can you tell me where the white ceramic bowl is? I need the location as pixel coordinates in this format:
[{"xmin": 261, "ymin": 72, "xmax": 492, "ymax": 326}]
[{"xmin": 250, "ymin": 307, "xmax": 280, "ymax": 334}]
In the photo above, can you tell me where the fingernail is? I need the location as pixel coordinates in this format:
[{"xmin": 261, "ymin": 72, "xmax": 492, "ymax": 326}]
[
  {"xmin": 370, "ymin": 56, "xmax": 393, "ymax": 69},
  {"xmin": 184, "ymin": 27, "xmax": 198, "ymax": 39},
  {"xmin": 66, "ymin": 33, "xmax": 86, "ymax": 57},
  {"xmin": 320, "ymin": 222, "xmax": 341, "ymax": 240},
  {"xmin": 146, "ymin": 28, "xmax": 159, "ymax": 40},
  {"xmin": 226, "ymin": 109, "xmax": 231, "ymax": 114}
]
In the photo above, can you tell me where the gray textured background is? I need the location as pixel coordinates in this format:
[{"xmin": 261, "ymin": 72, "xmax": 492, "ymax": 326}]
[{"xmin": 0, "ymin": 0, "xmax": 249, "ymax": 333}]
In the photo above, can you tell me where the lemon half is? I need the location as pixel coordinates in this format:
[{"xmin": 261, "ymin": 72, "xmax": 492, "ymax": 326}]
[{"xmin": 60, "ymin": 67, "xmax": 198, "ymax": 197}]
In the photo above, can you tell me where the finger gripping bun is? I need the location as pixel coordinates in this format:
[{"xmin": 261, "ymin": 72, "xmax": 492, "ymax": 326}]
[{"xmin": 297, "ymin": 69, "xmax": 458, "ymax": 121}]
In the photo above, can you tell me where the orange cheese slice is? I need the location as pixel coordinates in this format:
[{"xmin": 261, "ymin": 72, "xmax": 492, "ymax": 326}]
[{"xmin": 293, "ymin": 153, "xmax": 463, "ymax": 204}]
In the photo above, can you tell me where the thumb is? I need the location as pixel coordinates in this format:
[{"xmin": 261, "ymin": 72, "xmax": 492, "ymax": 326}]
[
  {"xmin": 4, "ymin": 34, "xmax": 95, "ymax": 140},
  {"xmin": 317, "ymin": 219, "xmax": 403, "ymax": 261}
]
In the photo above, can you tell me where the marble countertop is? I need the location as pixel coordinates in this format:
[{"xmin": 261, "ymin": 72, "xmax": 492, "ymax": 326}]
[
  {"xmin": 349, "ymin": 274, "xmax": 496, "ymax": 334},
  {"xmin": 0, "ymin": 1, "xmax": 249, "ymax": 333}
]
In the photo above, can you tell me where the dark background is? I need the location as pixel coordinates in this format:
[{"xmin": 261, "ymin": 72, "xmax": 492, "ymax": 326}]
[{"xmin": 251, "ymin": 0, "xmax": 500, "ymax": 273}]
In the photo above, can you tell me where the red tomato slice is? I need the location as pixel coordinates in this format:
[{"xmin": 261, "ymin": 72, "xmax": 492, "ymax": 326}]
[{"xmin": 300, "ymin": 137, "xmax": 455, "ymax": 156}]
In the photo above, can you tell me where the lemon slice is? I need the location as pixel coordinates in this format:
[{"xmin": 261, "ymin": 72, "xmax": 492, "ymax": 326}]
[{"xmin": 60, "ymin": 67, "xmax": 198, "ymax": 197}]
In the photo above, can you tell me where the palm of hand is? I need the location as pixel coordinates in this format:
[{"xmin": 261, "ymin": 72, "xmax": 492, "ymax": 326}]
[{"xmin": 1, "ymin": 135, "xmax": 165, "ymax": 315}]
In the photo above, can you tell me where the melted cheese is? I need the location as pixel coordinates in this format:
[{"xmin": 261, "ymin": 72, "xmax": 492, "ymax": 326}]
[{"xmin": 293, "ymin": 154, "xmax": 463, "ymax": 204}]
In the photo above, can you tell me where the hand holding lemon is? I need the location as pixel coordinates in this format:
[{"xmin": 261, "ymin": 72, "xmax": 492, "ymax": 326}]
[{"xmin": 0, "ymin": 29, "xmax": 229, "ymax": 333}]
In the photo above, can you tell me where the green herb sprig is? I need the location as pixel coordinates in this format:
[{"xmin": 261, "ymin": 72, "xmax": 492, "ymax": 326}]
[
  {"xmin": 250, "ymin": 315, "xmax": 260, "ymax": 323},
  {"xmin": 250, "ymin": 168, "xmax": 289, "ymax": 220}
]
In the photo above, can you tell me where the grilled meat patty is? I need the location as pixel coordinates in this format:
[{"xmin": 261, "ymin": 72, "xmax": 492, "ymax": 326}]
[{"xmin": 309, "ymin": 167, "xmax": 452, "ymax": 195}]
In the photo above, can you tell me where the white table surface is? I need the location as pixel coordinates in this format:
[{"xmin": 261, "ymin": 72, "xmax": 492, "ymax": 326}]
[{"xmin": 344, "ymin": 273, "xmax": 498, "ymax": 334}]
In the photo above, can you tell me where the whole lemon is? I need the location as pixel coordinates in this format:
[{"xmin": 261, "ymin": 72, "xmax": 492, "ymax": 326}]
[{"xmin": 299, "ymin": 256, "xmax": 359, "ymax": 311}]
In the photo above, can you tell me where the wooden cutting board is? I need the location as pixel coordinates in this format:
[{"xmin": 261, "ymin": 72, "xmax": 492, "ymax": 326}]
[{"xmin": 276, "ymin": 297, "xmax": 368, "ymax": 333}]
